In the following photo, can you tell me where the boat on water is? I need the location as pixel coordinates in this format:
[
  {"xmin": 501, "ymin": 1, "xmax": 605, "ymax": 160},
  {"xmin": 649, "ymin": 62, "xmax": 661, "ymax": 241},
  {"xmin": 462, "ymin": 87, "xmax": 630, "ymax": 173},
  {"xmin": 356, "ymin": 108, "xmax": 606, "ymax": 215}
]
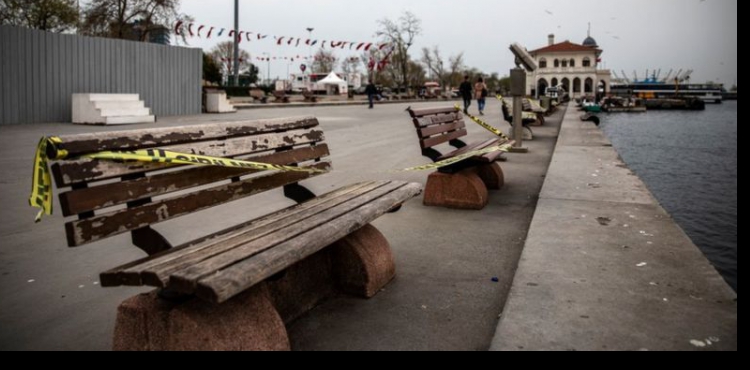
[{"xmin": 611, "ymin": 70, "xmax": 724, "ymax": 104}]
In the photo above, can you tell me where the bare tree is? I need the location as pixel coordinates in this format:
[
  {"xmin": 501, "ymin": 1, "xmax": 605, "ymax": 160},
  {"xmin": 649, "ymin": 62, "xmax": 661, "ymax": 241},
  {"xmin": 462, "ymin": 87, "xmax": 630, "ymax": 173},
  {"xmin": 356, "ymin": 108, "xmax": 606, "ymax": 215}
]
[
  {"xmin": 80, "ymin": 0, "xmax": 189, "ymax": 44},
  {"xmin": 447, "ymin": 52, "xmax": 465, "ymax": 89},
  {"xmin": 341, "ymin": 57, "xmax": 360, "ymax": 75},
  {"xmin": 376, "ymin": 11, "xmax": 422, "ymax": 92},
  {"xmin": 312, "ymin": 49, "xmax": 337, "ymax": 74},
  {"xmin": 0, "ymin": 0, "xmax": 78, "ymax": 32},
  {"xmin": 422, "ymin": 46, "xmax": 452, "ymax": 93},
  {"xmin": 210, "ymin": 41, "xmax": 251, "ymax": 83}
]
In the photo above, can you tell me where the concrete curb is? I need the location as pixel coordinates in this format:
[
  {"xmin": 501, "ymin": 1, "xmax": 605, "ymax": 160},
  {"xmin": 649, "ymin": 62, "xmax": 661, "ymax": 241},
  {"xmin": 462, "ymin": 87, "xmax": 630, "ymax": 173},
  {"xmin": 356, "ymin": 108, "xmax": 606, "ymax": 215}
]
[{"xmin": 232, "ymin": 99, "xmax": 463, "ymax": 110}]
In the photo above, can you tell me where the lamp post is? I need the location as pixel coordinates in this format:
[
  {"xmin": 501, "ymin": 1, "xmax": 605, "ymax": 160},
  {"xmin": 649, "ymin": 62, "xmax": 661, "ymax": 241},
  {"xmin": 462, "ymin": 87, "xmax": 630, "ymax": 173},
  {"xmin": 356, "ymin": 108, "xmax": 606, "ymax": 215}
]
[
  {"xmin": 306, "ymin": 27, "xmax": 314, "ymax": 90},
  {"xmin": 232, "ymin": 0, "xmax": 240, "ymax": 86},
  {"xmin": 262, "ymin": 52, "xmax": 271, "ymax": 86}
]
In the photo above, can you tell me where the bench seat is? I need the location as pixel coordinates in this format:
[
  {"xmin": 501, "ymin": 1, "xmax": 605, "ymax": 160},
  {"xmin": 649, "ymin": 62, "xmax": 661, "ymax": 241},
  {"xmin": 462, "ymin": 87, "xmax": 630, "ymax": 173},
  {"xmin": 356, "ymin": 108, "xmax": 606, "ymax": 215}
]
[{"xmin": 102, "ymin": 180, "xmax": 420, "ymax": 304}]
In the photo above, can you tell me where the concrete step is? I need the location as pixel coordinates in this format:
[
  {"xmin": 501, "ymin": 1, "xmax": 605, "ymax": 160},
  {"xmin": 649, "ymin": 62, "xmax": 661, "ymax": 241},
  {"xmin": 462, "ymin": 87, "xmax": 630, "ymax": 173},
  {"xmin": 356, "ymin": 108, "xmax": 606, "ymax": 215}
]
[
  {"xmin": 104, "ymin": 115, "xmax": 156, "ymax": 125},
  {"xmin": 99, "ymin": 107, "xmax": 151, "ymax": 117},
  {"xmin": 87, "ymin": 94, "xmax": 140, "ymax": 102},
  {"xmin": 93, "ymin": 101, "xmax": 146, "ymax": 110}
]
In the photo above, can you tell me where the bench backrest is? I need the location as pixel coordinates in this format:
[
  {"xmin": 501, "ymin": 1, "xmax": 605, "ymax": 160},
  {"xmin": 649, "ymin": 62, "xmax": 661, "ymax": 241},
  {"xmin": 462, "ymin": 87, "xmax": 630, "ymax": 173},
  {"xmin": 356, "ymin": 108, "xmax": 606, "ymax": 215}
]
[
  {"xmin": 407, "ymin": 107, "xmax": 467, "ymax": 149},
  {"xmin": 49, "ymin": 117, "xmax": 330, "ymax": 248}
]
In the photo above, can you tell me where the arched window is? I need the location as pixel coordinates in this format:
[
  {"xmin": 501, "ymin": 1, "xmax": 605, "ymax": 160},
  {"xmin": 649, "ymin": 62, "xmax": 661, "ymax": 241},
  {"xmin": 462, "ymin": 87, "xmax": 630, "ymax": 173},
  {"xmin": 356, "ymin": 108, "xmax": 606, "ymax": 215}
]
[
  {"xmin": 573, "ymin": 78, "xmax": 582, "ymax": 93},
  {"xmin": 562, "ymin": 59, "xmax": 568, "ymax": 68},
  {"xmin": 538, "ymin": 78, "xmax": 549, "ymax": 95},
  {"xmin": 585, "ymin": 78, "xmax": 594, "ymax": 93},
  {"xmin": 561, "ymin": 78, "xmax": 570, "ymax": 93},
  {"xmin": 539, "ymin": 58, "xmax": 548, "ymax": 69},
  {"xmin": 551, "ymin": 78, "xmax": 559, "ymax": 87},
  {"xmin": 554, "ymin": 59, "xmax": 560, "ymax": 68},
  {"xmin": 583, "ymin": 58, "xmax": 592, "ymax": 67},
  {"xmin": 570, "ymin": 59, "xmax": 576, "ymax": 67}
]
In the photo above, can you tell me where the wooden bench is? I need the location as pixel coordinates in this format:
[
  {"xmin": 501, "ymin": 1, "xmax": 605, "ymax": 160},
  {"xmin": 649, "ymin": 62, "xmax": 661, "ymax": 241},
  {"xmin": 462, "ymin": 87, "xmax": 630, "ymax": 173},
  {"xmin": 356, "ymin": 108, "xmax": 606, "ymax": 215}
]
[
  {"xmin": 500, "ymin": 99, "xmax": 537, "ymax": 140},
  {"xmin": 249, "ymin": 89, "xmax": 268, "ymax": 104},
  {"xmin": 406, "ymin": 107, "xmax": 513, "ymax": 210},
  {"xmin": 302, "ymin": 89, "xmax": 318, "ymax": 103},
  {"xmin": 272, "ymin": 90, "xmax": 290, "ymax": 103},
  {"xmin": 46, "ymin": 117, "xmax": 422, "ymax": 351}
]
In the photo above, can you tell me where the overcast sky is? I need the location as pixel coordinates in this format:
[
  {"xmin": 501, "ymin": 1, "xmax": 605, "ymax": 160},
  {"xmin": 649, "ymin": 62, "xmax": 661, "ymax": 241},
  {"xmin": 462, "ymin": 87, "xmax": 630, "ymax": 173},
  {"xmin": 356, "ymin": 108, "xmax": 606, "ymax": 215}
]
[{"xmin": 177, "ymin": 0, "xmax": 737, "ymax": 86}]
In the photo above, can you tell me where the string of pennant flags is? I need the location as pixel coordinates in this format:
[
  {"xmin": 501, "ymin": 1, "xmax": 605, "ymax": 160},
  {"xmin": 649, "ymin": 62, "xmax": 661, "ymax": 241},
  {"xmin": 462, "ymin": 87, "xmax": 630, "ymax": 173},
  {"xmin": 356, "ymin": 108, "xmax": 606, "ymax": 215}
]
[{"xmin": 174, "ymin": 20, "xmax": 391, "ymax": 51}]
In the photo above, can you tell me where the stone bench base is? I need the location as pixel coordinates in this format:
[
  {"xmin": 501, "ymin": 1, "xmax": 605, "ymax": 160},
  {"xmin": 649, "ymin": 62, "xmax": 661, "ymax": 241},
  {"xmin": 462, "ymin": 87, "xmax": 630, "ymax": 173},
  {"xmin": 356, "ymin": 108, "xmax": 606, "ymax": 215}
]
[
  {"xmin": 423, "ymin": 163, "xmax": 504, "ymax": 210},
  {"xmin": 113, "ymin": 224, "xmax": 394, "ymax": 351}
]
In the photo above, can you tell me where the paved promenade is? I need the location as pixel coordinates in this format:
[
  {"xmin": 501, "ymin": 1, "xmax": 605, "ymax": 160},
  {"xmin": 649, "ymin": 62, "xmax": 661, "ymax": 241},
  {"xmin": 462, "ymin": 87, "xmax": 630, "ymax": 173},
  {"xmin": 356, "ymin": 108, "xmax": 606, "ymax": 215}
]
[
  {"xmin": 490, "ymin": 107, "xmax": 737, "ymax": 351},
  {"xmin": 0, "ymin": 101, "xmax": 562, "ymax": 350}
]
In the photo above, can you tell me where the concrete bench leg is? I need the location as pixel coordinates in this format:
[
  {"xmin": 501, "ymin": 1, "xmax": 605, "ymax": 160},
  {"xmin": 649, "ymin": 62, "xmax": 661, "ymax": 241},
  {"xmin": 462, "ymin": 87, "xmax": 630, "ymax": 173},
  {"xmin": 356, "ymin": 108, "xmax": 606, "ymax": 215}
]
[
  {"xmin": 423, "ymin": 168, "xmax": 489, "ymax": 210},
  {"xmin": 113, "ymin": 285, "xmax": 290, "ymax": 351},
  {"xmin": 330, "ymin": 224, "xmax": 396, "ymax": 298},
  {"xmin": 477, "ymin": 163, "xmax": 505, "ymax": 190}
]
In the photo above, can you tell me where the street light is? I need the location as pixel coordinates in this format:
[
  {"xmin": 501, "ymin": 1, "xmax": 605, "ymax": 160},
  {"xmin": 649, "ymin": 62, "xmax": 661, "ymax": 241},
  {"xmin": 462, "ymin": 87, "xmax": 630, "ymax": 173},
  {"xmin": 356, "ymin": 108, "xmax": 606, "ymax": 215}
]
[
  {"xmin": 262, "ymin": 52, "xmax": 271, "ymax": 86},
  {"xmin": 306, "ymin": 27, "xmax": 314, "ymax": 90}
]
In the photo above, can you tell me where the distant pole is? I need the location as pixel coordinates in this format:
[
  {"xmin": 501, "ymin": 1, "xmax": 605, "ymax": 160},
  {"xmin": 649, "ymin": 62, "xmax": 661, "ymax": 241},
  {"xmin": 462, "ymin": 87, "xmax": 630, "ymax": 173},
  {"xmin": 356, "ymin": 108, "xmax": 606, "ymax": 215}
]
[
  {"xmin": 233, "ymin": 0, "xmax": 240, "ymax": 86},
  {"xmin": 510, "ymin": 68, "xmax": 529, "ymax": 153}
]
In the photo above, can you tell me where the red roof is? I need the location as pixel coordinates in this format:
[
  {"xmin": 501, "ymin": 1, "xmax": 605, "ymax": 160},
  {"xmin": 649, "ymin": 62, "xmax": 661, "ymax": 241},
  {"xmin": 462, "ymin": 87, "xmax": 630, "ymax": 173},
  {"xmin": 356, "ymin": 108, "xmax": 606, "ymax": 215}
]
[{"xmin": 530, "ymin": 41, "xmax": 599, "ymax": 54}]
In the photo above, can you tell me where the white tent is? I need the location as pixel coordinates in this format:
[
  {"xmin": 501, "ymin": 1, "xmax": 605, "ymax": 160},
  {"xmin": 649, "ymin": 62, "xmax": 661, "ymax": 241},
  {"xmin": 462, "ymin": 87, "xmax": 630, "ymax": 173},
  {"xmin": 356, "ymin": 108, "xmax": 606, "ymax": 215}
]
[{"xmin": 317, "ymin": 72, "xmax": 348, "ymax": 95}]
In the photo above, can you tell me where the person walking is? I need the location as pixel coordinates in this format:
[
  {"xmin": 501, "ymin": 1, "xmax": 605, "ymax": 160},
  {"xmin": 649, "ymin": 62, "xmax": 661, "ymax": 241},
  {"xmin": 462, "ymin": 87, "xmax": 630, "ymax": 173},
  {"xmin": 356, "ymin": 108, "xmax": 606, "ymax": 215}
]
[
  {"xmin": 365, "ymin": 80, "xmax": 378, "ymax": 109},
  {"xmin": 459, "ymin": 75, "xmax": 473, "ymax": 114},
  {"xmin": 475, "ymin": 77, "xmax": 488, "ymax": 115}
]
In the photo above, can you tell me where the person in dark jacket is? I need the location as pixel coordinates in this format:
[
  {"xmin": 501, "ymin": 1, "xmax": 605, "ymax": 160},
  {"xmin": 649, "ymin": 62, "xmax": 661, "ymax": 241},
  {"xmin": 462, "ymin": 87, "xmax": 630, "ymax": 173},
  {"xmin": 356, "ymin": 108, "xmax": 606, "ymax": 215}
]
[
  {"xmin": 459, "ymin": 75, "xmax": 473, "ymax": 114},
  {"xmin": 365, "ymin": 80, "xmax": 378, "ymax": 109}
]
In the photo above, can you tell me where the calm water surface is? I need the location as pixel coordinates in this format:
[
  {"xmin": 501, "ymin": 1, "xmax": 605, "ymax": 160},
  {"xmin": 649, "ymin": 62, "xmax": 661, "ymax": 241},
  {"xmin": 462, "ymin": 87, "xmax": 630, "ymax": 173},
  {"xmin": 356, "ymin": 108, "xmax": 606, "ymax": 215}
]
[{"xmin": 600, "ymin": 102, "xmax": 737, "ymax": 292}]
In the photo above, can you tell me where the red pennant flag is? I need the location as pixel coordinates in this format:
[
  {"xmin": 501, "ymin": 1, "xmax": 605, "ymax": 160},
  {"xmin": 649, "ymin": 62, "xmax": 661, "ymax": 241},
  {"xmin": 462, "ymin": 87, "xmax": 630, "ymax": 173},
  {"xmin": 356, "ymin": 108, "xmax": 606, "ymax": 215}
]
[
  {"xmin": 364, "ymin": 43, "xmax": 373, "ymax": 51},
  {"xmin": 306, "ymin": 39, "xmax": 311, "ymax": 45},
  {"xmin": 197, "ymin": 25, "xmax": 205, "ymax": 37},
  {"xmin": 288, "ymin": 38, "xmax": 294, "ymax": 45},
  {"xmin": 229, "ymin": 30, "xmax": 235, "ymax": 38},
  {"xmin": 207, "ymin": 27, "xmax": 214, "ymax": 39},
  {"xmin": 277, "ymin": 37, "xmax": 284, "ymax": 45},
  {"xmin": 188, "ymin": 23, "xmax": 194, "ymax": 37},
  {"xmin": 356, "ymin": 42, "xmax": 366, "ymax": 51},
  {"xmin": 174, "ymin": 21, "xmax": 183, "ymax": 36},
  {"xmin": 379, "ymin": 43, "xmax": 390, "ymax": 50}
]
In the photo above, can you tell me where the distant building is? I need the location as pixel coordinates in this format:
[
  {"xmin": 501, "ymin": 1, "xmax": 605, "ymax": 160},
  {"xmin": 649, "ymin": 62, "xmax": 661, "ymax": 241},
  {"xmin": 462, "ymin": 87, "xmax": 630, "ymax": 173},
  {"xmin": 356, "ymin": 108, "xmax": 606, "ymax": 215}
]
[
  {"xmin": 290, "ymin": 72, "xmax": 362, "ymax": 92},
  {"xmin": 526, "ymin": 33, "xmax": 611, "ymax": 99}
]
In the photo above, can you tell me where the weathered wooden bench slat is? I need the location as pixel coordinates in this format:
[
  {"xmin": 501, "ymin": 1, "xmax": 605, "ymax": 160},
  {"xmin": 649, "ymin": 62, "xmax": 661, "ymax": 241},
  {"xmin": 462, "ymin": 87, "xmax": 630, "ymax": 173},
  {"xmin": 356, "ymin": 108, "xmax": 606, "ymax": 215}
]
[
  {"xmin": 418, "ymin": 121, "xmax": 466, "ymax": 138},
  {"xmin": 52, "ymin": 127, "xmax": 325, "ymax": 187},
  {"xmin": 115, "ymin": 181, "xmax": 388, "ymax": 287},
  {"xmin": 59, "ymin": 145, "xmax": 330, "ymax": 217},
  {"xmin": 49, "ymin": 117, "xmax": 319, "ymax": 158},
  {"xmin": 436, "ymin": 139, "xmax": 505, "ymax": 162},
  {"xmin": 420, "ymin": 129, "xmax": 468, "ymax": 149},
  {"xmin": 99, "ymin": 181, "xmax": 375, "ymax": 287},
  {"xmin": 408, "ymin": 107, "xmax": 458, "ymax": 118},
  {"xmin": 168, "ymin": 181, "xmax": 409, "ymax": 294},
  {"xmin": 413, "ymin": 112, "xmax": 463, "ymax": 127},
  {"xmin": 65, "ymin": 161, "xmax": 331, "ymax": 247},
  {"xmin": 193, "ymin": 182, "xmax": 423, "ymax": 304}
]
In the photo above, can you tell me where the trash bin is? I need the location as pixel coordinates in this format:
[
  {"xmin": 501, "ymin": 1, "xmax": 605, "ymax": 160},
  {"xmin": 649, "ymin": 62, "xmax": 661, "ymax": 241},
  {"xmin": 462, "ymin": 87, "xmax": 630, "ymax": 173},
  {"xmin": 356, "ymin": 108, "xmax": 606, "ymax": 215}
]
[{"xmin": 541, "ymin": 96, "xmax": 551, "ymax": 110}]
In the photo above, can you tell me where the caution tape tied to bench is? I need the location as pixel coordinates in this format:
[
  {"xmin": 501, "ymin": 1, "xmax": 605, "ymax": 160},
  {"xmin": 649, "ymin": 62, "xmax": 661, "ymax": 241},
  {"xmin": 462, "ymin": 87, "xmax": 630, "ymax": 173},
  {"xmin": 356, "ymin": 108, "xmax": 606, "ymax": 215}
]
[{"xmin": 30, "ymin": 137, "xmax": 511, "ymax": 221}]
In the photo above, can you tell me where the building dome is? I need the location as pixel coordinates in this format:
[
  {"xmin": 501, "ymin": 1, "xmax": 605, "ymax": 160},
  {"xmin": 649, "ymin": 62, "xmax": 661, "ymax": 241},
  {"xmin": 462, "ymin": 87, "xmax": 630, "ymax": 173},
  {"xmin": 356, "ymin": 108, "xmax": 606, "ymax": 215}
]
[{"xmin": 582, "ymin": 36, "xmax": 598, "ymax": 48}]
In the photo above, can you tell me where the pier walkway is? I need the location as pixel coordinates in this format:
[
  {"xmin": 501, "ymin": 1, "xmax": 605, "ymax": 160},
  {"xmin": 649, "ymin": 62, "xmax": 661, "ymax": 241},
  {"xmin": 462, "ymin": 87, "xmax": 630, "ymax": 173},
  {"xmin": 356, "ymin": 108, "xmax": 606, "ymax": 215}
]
[{"xmin": 490, "ymin": 107, "xmax": 737, "ymax": 351}]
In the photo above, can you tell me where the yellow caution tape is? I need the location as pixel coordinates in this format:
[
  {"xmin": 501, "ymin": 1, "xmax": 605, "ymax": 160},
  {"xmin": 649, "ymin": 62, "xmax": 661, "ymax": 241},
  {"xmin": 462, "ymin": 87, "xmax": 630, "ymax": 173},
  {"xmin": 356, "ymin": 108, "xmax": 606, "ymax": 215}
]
[
  {"xmin": 84, "ymin": 149, "xmax": 329, "ymax": 174},
  {"xmin": 29, "ymin": 137, "xmax": 65, "ymax": 222},
  {"xmin": 31, "ymin": 136, "xmax": 512, "ymax": 221},
  {"xmin": 454, "ymin": 104, "xmax": 511, "ymax": 141},
  {"xmin": 395, "ymin": 143, "xmax": 513, "ymax": 172}
]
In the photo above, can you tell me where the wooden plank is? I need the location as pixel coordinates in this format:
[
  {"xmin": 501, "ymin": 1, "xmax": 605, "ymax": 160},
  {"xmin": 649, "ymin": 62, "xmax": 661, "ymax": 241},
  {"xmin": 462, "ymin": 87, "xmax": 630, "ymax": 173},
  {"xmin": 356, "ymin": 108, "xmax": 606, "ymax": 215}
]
[
  {"xmin": 418, "ymin": 121, "xmax": 466, "ymax": 138},
  {"xmin": 64, "ymin": 161, "xmax": 331, "ymax": 247},
  {"xmin": 420, "ymin": 129, "xmax": 468, "ymax": 149},
  {"xmin": 111, "ymin": 181, "xmax": 391, "ymax": 287},
  {"xmin": 99, "ymin": 181, "xmax": 380, "ymax": 287},
  {"xmin": 52, "ymin": 128, "xmax": 325, "ymax": 187},
  {"xmin": 437, "ymin": 139, "xmax": 500, "ymax": 161},
  {"xmin": 409, "ymin": 107, "xmax": 458, "ymax": 118},
  {"xmin": 49, "ymin": 116, "xmax": 320, "ymax": 158},
  {"xmin": 59, "ymin": 144, "xmax": 331, "ymax": 216},
  {"xmin": 413, "ymin": 112, "xmax": 463, "ymax": 127},
  {"xmin": 194, "ymin": 182, "xmax": 423, "ymax": 303},
  {"xmin": 168, "ymin": 181, "xmax": 420, "ymax": 297}
]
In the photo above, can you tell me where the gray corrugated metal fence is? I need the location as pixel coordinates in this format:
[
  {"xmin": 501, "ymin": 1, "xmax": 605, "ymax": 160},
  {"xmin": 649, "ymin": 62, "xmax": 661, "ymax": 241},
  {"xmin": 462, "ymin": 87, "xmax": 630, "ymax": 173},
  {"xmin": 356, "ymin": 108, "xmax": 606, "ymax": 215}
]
[{"xmin": 0, "ymin": 25, "xmax": 202, "ymax": 125}]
